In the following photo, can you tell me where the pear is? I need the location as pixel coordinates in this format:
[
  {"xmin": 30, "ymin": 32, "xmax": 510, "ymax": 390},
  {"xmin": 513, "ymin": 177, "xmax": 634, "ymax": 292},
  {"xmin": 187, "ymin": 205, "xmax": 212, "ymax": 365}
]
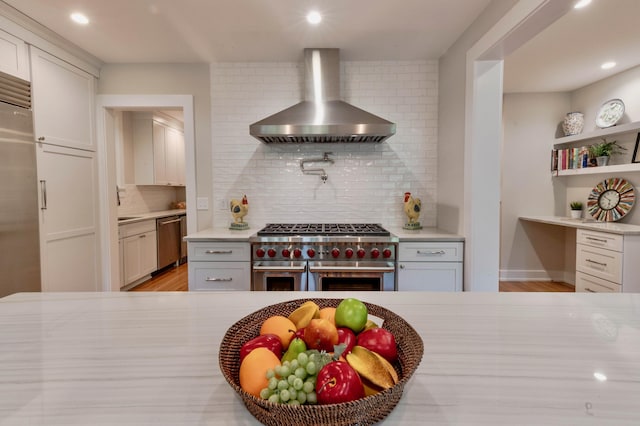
[
  {"xmin": 287, "ymin": 301, "xmax": 320, "ymax": 330},
  {"xmin": 346, "ymin": 345, "xmax": 395, "ymax": 390}
]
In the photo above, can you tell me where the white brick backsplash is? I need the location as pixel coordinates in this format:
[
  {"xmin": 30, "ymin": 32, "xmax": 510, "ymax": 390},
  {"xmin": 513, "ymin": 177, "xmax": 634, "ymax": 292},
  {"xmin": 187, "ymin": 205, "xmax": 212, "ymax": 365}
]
[
  {"xmin": 117, "ymin": 184, "xmax": 185, "ymax": 216},
  {"xmin": 210, "ymin": 59, "xmax": 438, "ymax": 228}
]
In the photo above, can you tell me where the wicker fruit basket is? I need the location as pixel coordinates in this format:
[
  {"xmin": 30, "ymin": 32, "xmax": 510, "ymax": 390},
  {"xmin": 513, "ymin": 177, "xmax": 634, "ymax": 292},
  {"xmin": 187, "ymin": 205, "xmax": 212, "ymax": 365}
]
[{"xmin": 219, "ymin": 298, "xmax": 424, "ymax": 425}]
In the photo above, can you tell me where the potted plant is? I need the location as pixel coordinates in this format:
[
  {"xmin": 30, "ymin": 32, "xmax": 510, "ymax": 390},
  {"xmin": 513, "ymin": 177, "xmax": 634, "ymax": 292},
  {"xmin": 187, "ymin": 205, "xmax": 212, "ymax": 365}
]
[
  {"xmin": 569, "ymin": 201, "xmax": 583, "ymax": 219},
  {"xmin": 588, "ymin": 139, "xmax": 626, "ymax": 166}
]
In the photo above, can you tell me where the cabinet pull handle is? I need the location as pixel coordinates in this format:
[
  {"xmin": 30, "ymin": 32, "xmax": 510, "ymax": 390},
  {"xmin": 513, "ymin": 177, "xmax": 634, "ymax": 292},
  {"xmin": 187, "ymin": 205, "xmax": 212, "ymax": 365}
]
[
  {"xmin": 585, "ymin": 236, "xmax": 608, "ymax": 243},
  {"xmin": 585, "ymin": 287, "xmax": 596, "ymax": 293},
  {"xmin": 38, "ymin": 136, "xmax": 45, "ymax": 141},
  {"xmin": 139, "ymin": 235, "xmax": 146, "ymax": 238},
  {"xmin": 206, "ymin": 277, "xmax": 233, "ymax": 282},
  {"xmin": 40, "ymin": 180, "xmax": 47, "ymax": 210},
  {"xmin": 205, "ymin": 250, "xmax": 233, "ymax": 254},
  {"xmin": 399, "ymin": 264, "xmax": 405, "ymax": 269},
  {"xmin": 416, "ymin": 250, "xmax": 445, "ymax": 255},
  {"xmin": 585, "ymin": 258, "xmax": 607, "ymax": 268},
  {"xmin": 159, "ymin": 218, "xmax": 181, "ymax": 225}
]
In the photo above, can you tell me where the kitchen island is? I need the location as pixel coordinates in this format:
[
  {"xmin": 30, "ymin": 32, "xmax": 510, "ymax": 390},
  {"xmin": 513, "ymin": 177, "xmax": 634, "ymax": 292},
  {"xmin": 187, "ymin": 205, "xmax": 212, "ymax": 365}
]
[{"xmin": 1, "ymin": 291, "xmax": 639, "ymax": 424}]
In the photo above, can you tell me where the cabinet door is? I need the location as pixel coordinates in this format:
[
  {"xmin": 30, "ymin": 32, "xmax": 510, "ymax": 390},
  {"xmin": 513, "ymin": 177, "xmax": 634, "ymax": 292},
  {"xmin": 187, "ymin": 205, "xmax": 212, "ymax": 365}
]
[
  {"xmin": 30, "ymin": 47, "xmax": 95, "ymax": 150},
  {"xmin": 398, "ymin": 262, "xmax": 463, "ymax": 291},
  {"xmin": 0, "ymin": 29, "xmax": 29, "ymax": 80},
  {"xmin": 37, "ymin": 143, "xmax": 98, "ymax": 291},
  {"xmin": 123, "ymin": 231, "xmax": 158, "ymax": 285},
  {"xmin": 139, "ymin": 230, "xmax": 158, "ymax": 276},
  {"xmin": 152, "ymin": 121, "xmax": 168, "ymax": 185},
  {"xmin": 164, "ymin": 126, "xmax": 182, "ymax": 186}
]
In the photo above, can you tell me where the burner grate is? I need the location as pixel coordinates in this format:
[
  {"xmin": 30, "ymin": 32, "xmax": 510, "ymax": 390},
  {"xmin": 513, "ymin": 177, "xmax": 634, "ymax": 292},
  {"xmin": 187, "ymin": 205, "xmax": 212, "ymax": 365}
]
[{"xmin": 257, "ymin": 223, "xmax": 390, "ymax": 236}]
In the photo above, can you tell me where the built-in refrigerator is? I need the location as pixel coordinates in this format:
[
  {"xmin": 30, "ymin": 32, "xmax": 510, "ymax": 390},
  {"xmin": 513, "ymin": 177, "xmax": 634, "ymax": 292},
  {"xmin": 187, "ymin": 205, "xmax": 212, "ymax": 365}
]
[{"xmin": 0, "ymin": 71, "xmax": 41, "ymax": 298}]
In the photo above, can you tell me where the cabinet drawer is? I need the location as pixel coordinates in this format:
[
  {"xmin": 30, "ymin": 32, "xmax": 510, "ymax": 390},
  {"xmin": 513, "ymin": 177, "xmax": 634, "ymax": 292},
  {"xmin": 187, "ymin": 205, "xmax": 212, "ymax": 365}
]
[
  {"xmin": 397, "ymin": 262, "xmax": 463, "ymax": 291},
  {"xmin": 577, "ymin": 229, "xmax": 623, "ymax": 252},
  {"xmin": 398, "ymin": 242, "xmax": 463, "ymax": 262},
  {"xmin": 189, "ymin": 264, "xmax": 250, "ymax": 291},
  {"xmin": 576, "ymin": 244, "xmax": 622, "ymax": 284},
  {"xmin": 119, "ymin": 219, "xmax": 156, "ymax": 238},
  {"xmin": 188, "ymin": 242, "xmax": 250, "ymax": 261},
  {"xmin": 575, "ymin": 271, "xmax": 621, "ymax": 293}
]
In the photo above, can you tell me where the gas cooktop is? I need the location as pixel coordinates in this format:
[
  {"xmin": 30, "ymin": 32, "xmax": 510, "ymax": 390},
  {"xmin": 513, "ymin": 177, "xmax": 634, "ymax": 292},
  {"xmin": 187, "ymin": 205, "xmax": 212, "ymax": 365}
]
[{"xmin": 256, "ymin": 223, "xmax": 390, "ymax": 236}]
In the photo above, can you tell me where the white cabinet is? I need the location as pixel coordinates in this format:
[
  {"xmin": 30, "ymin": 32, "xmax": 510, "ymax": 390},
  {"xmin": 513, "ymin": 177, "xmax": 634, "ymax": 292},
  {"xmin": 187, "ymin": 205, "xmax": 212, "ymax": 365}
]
[
  {"xmin": 37, "ymin": 143, "xmax": 98, "ymax": 292},
  {"xmin": 187, "ymin": 242, "xmax": 250, "ymax": 291},
  {"xmin": 398, "ymin": 242, "xmax": 463, "ymax": 291},
  {"xmin": 575, "ymin": 229, "xmax": 640, "ymax": 292},
  {"xmin": 133, "ymin": 113, "xmax": 185, "ymax": 186},
  {"xmin": 119, "ymin": 220, "xmax": 158, "ymax": 287},
  {"xmin": 0, "ymin": 29, "xmax": 29, "ymax": 80},
  {"xmin": 30, "ymin": 47, "xmax": 95, "ymax": 151}
]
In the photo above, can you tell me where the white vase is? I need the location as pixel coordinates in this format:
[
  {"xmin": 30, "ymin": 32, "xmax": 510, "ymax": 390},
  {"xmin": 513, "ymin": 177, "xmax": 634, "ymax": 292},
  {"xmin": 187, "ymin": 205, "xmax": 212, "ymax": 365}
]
[
  {"xmin": 562, "ymin": 112, "xmax": 584, "ymax": 136},
  {"xmin": 570, "ymin": 210, "xmax": 582, "ymax": 219}
]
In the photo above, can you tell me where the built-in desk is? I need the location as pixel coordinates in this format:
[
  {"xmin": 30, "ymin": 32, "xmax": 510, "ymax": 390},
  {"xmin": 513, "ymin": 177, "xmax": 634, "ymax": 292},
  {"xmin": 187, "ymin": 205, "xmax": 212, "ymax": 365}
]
[{"xmin": 520, "ymin": 216, "xmax": 640, "ymax": 292}]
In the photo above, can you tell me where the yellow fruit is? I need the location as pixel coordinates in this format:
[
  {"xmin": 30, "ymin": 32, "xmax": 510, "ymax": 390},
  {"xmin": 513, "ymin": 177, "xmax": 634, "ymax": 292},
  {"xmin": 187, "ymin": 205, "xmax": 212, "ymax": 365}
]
[
  {"xmin": 363, "ymin": 319, "xmax": 379, "ymax": 331},
  {"xmin": 288, "ymin": 301, "xmax": 320, "ymax": 329},
  {"xmin": 371, "ymin": 350, "xmax": 399, "ymax": 384},
  {"xmin": 260, "ymin": 315, "xmax": 296, "ymax": 349},
  {"xmin": 239, "ymin": 347, "xmax": 281, "ymax": 397},
  {"xmin": 346, "ymin": 345, "xmax": 395, "ymax": 390},
  {"xmin": 318, "ymin": 307, "xmax": 336, "ymax": 326}
]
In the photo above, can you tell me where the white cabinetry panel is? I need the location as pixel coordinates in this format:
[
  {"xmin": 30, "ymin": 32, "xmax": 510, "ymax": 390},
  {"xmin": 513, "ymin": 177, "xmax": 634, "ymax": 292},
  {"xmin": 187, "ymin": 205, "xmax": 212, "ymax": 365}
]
[
  {"xmin": 187, "ymin": 242, "xmax": 250, "ymax": 291},
  {"xmin": 398, "ymin": 241, "xmax": 463, "ymax": 291},
  {"xmin": 134, "ymin": 114, "xmax": 185, "ymax": 186},
  {"xmin": 0, "ymin": 29, "xmax": 29, "ymax": 80}
]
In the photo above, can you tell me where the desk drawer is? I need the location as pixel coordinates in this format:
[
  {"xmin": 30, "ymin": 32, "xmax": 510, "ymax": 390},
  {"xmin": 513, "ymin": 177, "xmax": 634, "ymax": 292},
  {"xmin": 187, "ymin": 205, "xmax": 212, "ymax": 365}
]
[
  {"xmin": 398, "ymin": 242, "xmax": 463, "ymax": 262},
  {"xmin": 188, "ymin": 242, "xmax": 250, "ymax": 261},
  {"xmin": 577, "ymin": 229, "xmax": 623, "ymax": 252},
  {"xmin": 576, "ymin": 271, "xmax": 621, "ymax": 293},
  {"xmin": 576, "ymin": 244, "xmax": 622, "ymax": 284}
]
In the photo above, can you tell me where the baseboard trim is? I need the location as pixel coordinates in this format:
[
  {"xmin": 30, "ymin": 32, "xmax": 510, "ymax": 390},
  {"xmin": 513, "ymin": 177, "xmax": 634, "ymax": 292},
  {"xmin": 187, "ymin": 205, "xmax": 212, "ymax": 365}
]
[{"xmin": 499, "ymin": 269, "xmax": 568, "ymax": 282}]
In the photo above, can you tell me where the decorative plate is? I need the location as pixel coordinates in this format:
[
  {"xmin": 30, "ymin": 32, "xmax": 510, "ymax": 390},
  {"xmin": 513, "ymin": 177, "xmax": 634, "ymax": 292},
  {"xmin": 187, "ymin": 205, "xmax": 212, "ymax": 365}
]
[
  {"xmin": 587, "ymin": 178, "xmax": 635, "ymax": 222},
  {"xmin": 595, "ymin": 98, "xmax": 625, "ymax": 128}
]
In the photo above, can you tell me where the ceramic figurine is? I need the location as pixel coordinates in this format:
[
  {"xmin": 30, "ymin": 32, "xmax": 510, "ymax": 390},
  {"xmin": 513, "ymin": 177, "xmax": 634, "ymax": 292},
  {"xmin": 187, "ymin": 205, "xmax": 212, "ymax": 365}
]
[
  {"xmin": 403, "ymin": 192, "xmax": 422, "ymax": 230},
  {"xmin": 229, "ymin": 195, "xmax": 249, "ymax": 230}
]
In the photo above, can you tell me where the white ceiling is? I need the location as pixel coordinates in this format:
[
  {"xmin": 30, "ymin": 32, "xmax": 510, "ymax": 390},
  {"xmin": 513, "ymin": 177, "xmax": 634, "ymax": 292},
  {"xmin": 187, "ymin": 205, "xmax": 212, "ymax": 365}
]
[
  {"xmin": 504, "ymin": 0, "xmax": 640, "ymax": 93},
  {"xmin": 2, "ymin": 0, "xmax": 492, "ymax": 62},
  {"xmin": 3, "ymin": 0, "xmax": 639, "ymax": 93}
]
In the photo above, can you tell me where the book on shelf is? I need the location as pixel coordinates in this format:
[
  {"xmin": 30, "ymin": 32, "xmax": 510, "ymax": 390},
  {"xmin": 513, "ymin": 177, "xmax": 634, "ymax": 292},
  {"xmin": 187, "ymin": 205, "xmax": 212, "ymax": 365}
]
[{"xmin": 550, "ymin": 146, "xmax": 589, "ymax": 172}]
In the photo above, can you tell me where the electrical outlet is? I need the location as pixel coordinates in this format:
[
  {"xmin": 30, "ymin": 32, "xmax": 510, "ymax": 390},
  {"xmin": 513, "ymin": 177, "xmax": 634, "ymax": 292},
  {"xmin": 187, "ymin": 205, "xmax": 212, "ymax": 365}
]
[
  {"xmin": 217, "ymin": 199, "xmax": 227, "ymax": 211},
  {"xmin": 196, "ymin": 197, "xmax": 209, "ymax": 211}
]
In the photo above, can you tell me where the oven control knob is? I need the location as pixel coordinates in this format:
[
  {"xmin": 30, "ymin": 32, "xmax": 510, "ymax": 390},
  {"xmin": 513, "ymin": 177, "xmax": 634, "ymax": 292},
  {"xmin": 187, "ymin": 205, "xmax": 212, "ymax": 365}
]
[
  {"xmin": 357, "ymin": 249, "xmax": 366, "ymax": 259},
  {"xmin": 256, "ymin": 248, "xmax": 266, "ymax": 258},
  {"xmin": 293, "ymin": 248, "xmax": 302, "ymax": 258},
  {"xmin": 345, "ymin": 248, "xmax": 354, "ymax": 259},
  {"xmin": 307, "ymin": 248, "xmax": 316, "ymax": 258},
  {"xmin": 267, "ymin": 248, "xmax": 277, "ymax": 258},
  {"xmin": 331, "ymin": 248, "xmax": 340, "ymax": 258},
  {"xmin": 382, "ymin": 248, "xmax": 392, "ymax": 258},
  {"xmin": 371, "ymin": 248, "xmax": 380, "ymax": 259},
  {"xmin": 282, "ymin": 249, "xmax": 291, "ymax": 258}
]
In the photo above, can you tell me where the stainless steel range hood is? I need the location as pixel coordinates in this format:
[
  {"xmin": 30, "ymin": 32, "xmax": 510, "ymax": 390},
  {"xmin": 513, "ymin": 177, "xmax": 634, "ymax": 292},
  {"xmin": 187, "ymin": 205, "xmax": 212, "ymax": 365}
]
[{"xmin": 250, "ymin": 48, "xmax": 396, "ymax": 144}]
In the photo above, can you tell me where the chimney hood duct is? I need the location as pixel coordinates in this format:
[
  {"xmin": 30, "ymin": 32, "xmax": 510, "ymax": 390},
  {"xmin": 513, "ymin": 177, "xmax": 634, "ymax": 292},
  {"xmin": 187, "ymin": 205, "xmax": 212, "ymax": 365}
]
[{"xmin": 250, "ymin": 48, "xmax": 396, "ymax": 143}]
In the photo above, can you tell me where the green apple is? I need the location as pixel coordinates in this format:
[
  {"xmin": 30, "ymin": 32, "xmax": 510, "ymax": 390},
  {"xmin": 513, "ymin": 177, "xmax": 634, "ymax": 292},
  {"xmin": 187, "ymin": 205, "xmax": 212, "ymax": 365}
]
[{"xmin": 335, "ymin": 298, "xmax": 368, "ymax": 333}]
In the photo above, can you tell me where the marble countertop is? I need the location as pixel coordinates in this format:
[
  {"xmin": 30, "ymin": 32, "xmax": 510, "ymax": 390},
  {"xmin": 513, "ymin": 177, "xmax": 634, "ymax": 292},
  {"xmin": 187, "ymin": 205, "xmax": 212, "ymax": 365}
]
[
  {"xmin": 1, "ymin": 291, "xmax": 639, "ymax": 424},
  {"xmin": 118, "ymin": 209, "xmax": 186, "ymax": 225},
  {"xmin": 520, "ymin": 215, "xmax": 640, "ymax": 235},
  {"xmin": 185, "ymin": 225, "xmax": 463, "ymax": 242}
]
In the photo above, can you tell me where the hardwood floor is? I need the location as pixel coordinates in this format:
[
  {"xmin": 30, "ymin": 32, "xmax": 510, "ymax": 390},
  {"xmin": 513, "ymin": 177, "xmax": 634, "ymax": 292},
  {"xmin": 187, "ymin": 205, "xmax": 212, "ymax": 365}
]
[
  {"xmin": 128, "ymin": 262, "xmax": 574, "ymax": 293},
  {"xmin": 499, "ymin": 281, "xmax": 574, "ymax": 292},
  {"xmin": 129, "ymin": 262, "xmax": 188, "ymax": 291}
]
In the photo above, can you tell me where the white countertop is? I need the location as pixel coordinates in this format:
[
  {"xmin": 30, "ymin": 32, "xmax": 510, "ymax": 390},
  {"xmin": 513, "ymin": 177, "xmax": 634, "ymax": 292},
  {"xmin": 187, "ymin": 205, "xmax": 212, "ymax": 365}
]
[
  {"xmin": 1, "ymin": 291, "xmax": 639, "ymax": 424},
  {"xmin": 118, "ymin": 209, "xmax": 186, "ymax": 225},
  {"xmin": 520, "ymin": 215, "xmax": 640, "ymax": 235},
  {"xmin": 185, "ymin": 225, "xmax": 463, "ymax": 242}
]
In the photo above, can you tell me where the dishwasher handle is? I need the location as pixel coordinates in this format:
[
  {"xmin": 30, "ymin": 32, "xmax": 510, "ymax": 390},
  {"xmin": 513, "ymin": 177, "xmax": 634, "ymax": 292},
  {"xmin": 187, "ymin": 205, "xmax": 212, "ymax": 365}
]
[{"xmin": 159, "ymin": 218, "xmax": 181, "ymax": 226}]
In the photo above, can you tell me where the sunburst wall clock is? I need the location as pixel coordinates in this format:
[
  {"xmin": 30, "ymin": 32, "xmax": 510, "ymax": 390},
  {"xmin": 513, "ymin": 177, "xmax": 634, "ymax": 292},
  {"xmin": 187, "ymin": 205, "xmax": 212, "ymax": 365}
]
[{"xmin": 587, "ymin": 178, "xmax": 635, "ymax": 222}]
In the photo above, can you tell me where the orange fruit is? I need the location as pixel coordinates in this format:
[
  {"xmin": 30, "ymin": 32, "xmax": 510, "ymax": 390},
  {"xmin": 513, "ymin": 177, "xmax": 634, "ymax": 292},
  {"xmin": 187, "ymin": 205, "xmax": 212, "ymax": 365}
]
[
  {"xmin": 260, "ymin": 315, "xmax": 296, "ymax": 349},
  {"xmin": 239, "ymin": 347, "xmax": 281, "ymax": 397},
  {"xmin": 318, "ymin": 307, "xmax": 336, "ymax": 326}
]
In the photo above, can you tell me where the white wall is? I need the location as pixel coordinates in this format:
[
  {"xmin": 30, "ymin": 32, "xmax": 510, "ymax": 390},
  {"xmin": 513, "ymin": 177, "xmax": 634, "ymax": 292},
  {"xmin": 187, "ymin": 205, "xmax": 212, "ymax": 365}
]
[
  {"xmin": 97, "ymin": 63, "xmax": 212, "ymax": 231},
  {"xmin": 210, "ymin": 60, "xmax": 438, "ymax": 228}
]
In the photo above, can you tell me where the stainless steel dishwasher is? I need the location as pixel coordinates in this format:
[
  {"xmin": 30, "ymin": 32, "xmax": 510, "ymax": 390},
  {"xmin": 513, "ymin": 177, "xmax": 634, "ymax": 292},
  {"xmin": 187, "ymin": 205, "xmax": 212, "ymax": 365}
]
[{"xmin": 156, "ymin": 216, "xmax": 181, "ymax": 270}]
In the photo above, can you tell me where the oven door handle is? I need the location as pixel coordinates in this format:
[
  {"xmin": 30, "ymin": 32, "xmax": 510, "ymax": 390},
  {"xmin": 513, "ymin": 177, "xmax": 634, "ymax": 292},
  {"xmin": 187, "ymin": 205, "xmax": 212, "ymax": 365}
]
[
  {"xmin": 308, "ymin": 265, "xmax": 395, "ymax": 273},
  {"xmin": 253, "ymin": 264, "xmax": 307, "ymax": 272}
]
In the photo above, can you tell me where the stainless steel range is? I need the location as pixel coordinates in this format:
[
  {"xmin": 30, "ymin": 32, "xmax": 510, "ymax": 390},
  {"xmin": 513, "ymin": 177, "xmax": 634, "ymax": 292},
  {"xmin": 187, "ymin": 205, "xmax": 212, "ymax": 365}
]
[{"xmin": 250, "ymin": 224, "xmax": 398, "ymax": 291}]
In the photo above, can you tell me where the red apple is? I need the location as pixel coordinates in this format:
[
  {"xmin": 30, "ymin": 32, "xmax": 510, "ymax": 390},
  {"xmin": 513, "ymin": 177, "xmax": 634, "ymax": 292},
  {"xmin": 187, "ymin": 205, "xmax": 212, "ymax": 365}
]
[
  {"xmin": 316, "ymin": 361, "xmax": 364, "ymax": 404},
  {"xmin": 295, "ymin": 327, "xmax": 305, "ymax": 340},
  {"xmin": 239, "ymin": 334, "xmax": 283, "ymax": 362},
  {"xmin": 356, "ymin": 328, "xmax": 398, "ymax": 362},
  {"xmin": 337, "ymin": 327, "xmax": 356, "ymax": 355},
  {"xmin": 304, "ymin": 318, "xmax": 339, "ymax": 352}
]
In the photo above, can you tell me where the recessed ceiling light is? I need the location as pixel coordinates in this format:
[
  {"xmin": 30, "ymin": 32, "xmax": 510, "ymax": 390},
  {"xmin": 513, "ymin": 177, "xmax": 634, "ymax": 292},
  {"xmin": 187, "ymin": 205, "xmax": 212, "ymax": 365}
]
[
  {"xmin": 574, "ymin": 0, "xmax": 592, "ymax": 9},
  {"xmin": 601, "ymin": 61, "xmax": 616, "ymax": 70},
  {"xmin": 306, "ymin": 11, "xmax": 322, "ymax": 25},
  {"xmin": 70, "ymin": 12, "xmax": 89, "ymax": 25}
]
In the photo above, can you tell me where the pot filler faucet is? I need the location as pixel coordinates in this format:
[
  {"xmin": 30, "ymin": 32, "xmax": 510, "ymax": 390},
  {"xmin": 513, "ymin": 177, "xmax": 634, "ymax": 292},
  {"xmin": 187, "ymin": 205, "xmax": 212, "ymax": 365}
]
[{"xmin": 300, "ymin": 152, "xmax": 334, "ymax": 183}]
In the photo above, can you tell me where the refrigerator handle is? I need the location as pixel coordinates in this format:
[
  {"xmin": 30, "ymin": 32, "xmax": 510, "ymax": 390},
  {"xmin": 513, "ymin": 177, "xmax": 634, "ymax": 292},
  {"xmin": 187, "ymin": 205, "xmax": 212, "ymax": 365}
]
[{"xmin": 40, "ymin": 180, "xmax": 47, "ymax": 210}]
